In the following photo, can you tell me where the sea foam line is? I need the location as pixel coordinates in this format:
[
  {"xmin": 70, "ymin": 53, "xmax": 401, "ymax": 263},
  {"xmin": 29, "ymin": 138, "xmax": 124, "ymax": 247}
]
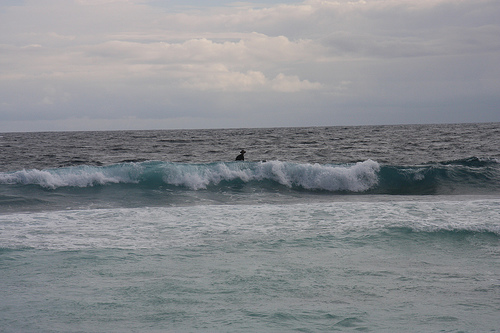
[{"xmin": 1, "ymin": 199, "xmax": 498, "ymax": 251}]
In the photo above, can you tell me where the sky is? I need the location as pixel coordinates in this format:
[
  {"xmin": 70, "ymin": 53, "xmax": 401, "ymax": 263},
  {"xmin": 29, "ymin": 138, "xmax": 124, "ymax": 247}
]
[{"xmin": 0, "ymin": 0, "xmax": 499, "ymax": 132}]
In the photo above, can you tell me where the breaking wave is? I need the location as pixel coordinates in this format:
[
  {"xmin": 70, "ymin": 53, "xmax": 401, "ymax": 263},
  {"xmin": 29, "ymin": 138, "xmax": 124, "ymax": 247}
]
[{"xmin": 1, "ymin": 158, "xmax": 499, "ymax": 195}]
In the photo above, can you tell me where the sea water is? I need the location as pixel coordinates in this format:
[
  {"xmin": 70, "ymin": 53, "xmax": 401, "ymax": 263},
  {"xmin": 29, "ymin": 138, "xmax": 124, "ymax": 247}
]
[{"xmin": 0, "ymin": 123, "xmax": 499, "ymax": 332}]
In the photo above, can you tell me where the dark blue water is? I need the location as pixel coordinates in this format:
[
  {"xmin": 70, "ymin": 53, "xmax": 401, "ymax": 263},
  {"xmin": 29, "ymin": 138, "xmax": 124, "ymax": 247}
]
[{"xmin": 1, "ymin": 123, "xmax": 499, "ymax": 171}]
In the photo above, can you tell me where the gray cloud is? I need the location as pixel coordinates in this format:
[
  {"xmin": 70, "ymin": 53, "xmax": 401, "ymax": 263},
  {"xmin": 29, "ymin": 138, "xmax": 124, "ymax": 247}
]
[{"xmin": 0, "ymin": 0, "xmax": 499, "ymax": 131}]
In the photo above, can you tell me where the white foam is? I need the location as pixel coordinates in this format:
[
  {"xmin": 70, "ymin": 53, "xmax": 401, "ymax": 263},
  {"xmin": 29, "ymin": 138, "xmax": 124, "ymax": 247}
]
[
  {"xmin": 161, "ymin": 160, "xmax": 381, "ymax": 191},
  {"xmin": 0, "ymin": 166, "xmax": 134, "ymax": 189},
  {"xmin": 265, "ymin": 159, "xmax": 380, "ymax": 192},
  {"xmin": 162, "ymin": 162, "xmax": 254, "ymax": 190},
  {"xmin": 1, "ymin": 198, "xmax": 498, "ymax": 251}
]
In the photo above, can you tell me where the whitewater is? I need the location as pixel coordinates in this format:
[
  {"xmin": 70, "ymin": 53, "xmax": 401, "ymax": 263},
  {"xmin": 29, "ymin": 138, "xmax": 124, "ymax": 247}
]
[{"xmin": 1, "ymin": 123, "xmax": 499, "ymax": 332}]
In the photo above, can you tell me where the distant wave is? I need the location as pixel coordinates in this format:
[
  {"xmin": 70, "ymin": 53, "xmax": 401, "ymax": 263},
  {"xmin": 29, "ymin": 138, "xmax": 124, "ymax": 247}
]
[
  {"xmin": 1, "ymin": 158, "xmax": 499, "ymax": 195},
  {"xmin": 436, "ymin": 156, "xmax": 499, "ymax": 167}
]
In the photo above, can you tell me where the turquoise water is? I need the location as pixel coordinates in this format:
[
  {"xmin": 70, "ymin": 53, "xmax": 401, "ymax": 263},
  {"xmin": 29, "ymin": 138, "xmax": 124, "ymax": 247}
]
[
  {"xmin": 1, "ymin": 124, "xmax": 499, "ymax": 332},
  {"xmin": 1, "ymin": 201, "xmax": 499, "ymax": 332}
]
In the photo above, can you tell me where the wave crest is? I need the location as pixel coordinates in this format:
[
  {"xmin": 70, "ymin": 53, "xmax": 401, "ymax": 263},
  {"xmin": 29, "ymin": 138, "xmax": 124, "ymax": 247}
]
[
  {"xmin": 0, "ymin": 165, "xmax": 139, "ymax": 189},
  {"xmin": 1, "ymin": 157, "xmax": 499, "ymax": 195},
  {"xmin": 0, "ymin": 160, "xmax": 380, "ymax": 192},
  {"xmin": 152, "ymin": 160, "xmax": 380, "ymax": 192}
]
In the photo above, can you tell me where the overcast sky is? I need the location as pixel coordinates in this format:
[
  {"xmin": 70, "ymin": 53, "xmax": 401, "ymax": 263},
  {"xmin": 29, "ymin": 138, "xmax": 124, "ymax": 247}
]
[{"xmin": 1, "ymin": 0, "xmax": 499, "ymax": 132}]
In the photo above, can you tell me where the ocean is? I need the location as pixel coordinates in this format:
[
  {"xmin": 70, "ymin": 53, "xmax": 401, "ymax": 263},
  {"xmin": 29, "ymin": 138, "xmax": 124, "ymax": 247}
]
[{"xmin": 1, "ymin": 123, "xmax": 499, "ymax": 332}]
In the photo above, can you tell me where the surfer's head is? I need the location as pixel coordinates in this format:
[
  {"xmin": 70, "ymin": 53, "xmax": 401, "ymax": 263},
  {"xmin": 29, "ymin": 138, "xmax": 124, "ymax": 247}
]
[{"xmin": 240, "ymin": 150, "xmax": 246, "ymax": 154}]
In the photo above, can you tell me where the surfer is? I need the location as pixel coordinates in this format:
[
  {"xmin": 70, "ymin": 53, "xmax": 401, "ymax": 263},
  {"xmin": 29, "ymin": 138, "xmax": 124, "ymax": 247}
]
[{"xmin": 235, "ymin": 150, "xmax": 246, "ymax": 161}]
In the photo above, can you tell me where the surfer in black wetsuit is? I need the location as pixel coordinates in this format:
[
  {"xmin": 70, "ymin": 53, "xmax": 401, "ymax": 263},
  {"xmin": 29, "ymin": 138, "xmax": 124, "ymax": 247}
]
[{"xmin": 235, "ymin": 150, "xmax": 246, "ymax": 161}]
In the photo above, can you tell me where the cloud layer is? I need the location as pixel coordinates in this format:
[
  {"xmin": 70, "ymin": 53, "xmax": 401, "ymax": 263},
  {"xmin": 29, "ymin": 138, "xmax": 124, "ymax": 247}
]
[{"xmin": 1, "ymin": 0, "xmax": 499, "ymax": 131}]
